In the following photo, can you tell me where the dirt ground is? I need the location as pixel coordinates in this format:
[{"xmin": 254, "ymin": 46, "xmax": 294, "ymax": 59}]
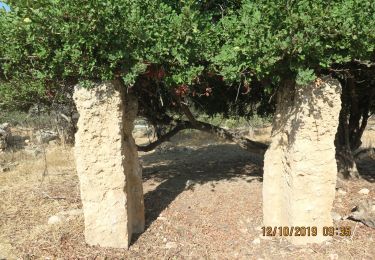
[{"xmin": 0, "ymin": 123, "xmax": 374, "ymax": 259}]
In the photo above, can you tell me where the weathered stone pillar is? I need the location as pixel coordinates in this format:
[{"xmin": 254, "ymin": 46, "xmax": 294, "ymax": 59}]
[
  {"xmin": 73, "ymin": 82, "xmax": 144, "ymax": 248},
  {"xmin": 263, "ymin": 76, "xmax": 341, "ymax": 245}
]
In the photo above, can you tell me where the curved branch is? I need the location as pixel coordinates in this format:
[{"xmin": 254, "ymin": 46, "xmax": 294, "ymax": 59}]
[
  {"xmin": 136, "ymin": 119, "xmax": 268, "ymax": 154},
  {"xmin": 136, "ymin": 121, "xmax": 190, "ymax": 152}
]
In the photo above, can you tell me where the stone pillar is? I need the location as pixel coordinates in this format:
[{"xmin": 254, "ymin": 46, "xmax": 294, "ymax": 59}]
[
  {"xmin": 73, "ymin": 82, "xmax": 144, "ymax": 248},
  {"xmin": 263, "ymin": 76, "xmax": 341, "ymax": 245}
]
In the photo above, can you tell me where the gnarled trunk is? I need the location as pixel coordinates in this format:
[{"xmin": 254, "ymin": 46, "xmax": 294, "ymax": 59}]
[
  {"xmin": 335, "ymin": 76, "xmax": 373, "ymax": 178},
  {"xmin": 263, "ymin": 76, "xmax": 341, "ymax": 245},
  {"xmin": 73, "ymin": 81, "xmax": 144, "ymax": 249}
]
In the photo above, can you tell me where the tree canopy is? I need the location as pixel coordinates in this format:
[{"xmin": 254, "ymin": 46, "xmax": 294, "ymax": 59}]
[{"xmin": 0, "ymin": 0, "xmax": 374, "ymax": 115}]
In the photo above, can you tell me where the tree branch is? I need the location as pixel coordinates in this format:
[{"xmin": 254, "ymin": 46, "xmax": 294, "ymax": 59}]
[
  {"xmin": 136, "ymin": 119, "xmax": 268, "ymax": 154},
  {"xmin": 136, "ymin": 121, "xmax": 190, "ymax": 152}
]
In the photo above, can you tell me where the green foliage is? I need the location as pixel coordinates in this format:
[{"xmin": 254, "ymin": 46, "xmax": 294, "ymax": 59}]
[
  {"xmin": 0, "ymin": 80, "xmax": 47, "ymax": 110},
  {"xmin": 0, "ymin": 0, "xmax": 215, "ymax": 87},
  {"xmin": 213, "ymin": 0, "xmax": 375, "ymax": 84},
  {"xmin": 296, "ymin": 68, "xmax": 316, "ymax": 86},
  {"xmin": 0, "ymin": 0, "xmax": 374, "ymax": 116}
]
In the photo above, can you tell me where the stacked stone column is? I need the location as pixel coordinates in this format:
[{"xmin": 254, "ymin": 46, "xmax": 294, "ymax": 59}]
[
  {"xmin": 73, "ymin": 82, "xmax": 144, "ymax": 248},
  {"xmin": 263, "ymin": 76, "xmax": 342, "ymax": 245}
]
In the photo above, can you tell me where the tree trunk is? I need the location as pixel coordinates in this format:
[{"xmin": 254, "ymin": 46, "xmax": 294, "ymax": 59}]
[
  {"xmin": 335, "ymin": 76, "xmax": 374, "ymax": 178},
  {"xmin": 73, "ymin": 81, "xmax": 144, "ymax": 249},
  {"xmin": 263, "ymin": 76, "xmax": 341, "ymax": 245}
]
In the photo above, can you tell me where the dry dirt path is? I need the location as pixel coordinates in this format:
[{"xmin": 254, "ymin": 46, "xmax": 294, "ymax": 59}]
[{"xmin": 0, "ymin": 131, "xmax": 374, "ymax": 259}]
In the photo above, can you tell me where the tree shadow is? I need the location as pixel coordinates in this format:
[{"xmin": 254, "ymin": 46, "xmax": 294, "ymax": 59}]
[
  {"xmin": 357, "ymin": 156, "xmax": 375, "ymax": 183},
  {"xmin": 131, "ymin": 143, "xmax": 263, "ymax": 244},
  {"xmin": 7, "ymin": 134, "xmax": 29, "ymax": 151}
]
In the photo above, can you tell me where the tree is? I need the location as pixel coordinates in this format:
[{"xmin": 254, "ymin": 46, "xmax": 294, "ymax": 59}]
[
  {"xmin": 0, "ymin": 0, "xmax": 374, "ymax": 247},
  {"xmin": 333, "ymin": 61, "xmax": 375, "ymax": 178}
]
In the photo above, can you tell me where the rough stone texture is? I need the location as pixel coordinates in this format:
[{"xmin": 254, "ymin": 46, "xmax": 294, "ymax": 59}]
[
  {"xmin": 73, "ymin": 82, "xmax": 144, "ymax": 249},
  {"xmin": 0, "ymin": 123, "xmax": 11, "ymax": 151},
  {"xmin": 263, "ymin": 76, "xmax": 342, "ymax": 245}
]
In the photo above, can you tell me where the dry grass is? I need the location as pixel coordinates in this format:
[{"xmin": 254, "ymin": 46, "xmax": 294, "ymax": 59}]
[{"xmin": 0, "ymin": 125, "xmax": 374, "ymax": 259}]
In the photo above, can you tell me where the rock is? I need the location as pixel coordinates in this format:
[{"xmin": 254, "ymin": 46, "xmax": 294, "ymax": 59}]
[
  {"xmin": 0, "ymin": 242, "xmax": 18, "ymax": 259},
  {"xmin": 155, "ymin": 142, "xmax": 174, "ymax": 154},
  {"xmin": 0, "ymin": 123, "xmax": 11, "ymax": 151},
  {"xmin": 254, "ymin": 226, "xmax": 262, "ymax": 231},
  {"xmin": 336, "ymin": 188, "xmax": 347, "ymax": 196},
  {"xmin": 50, "ymin": 100, "xmax": 79, "ymax": 144},
  {"xmin": 132, "ymin": 123, "xmax": 154, "ymax": 138},
  {"xmin": 263, "ymin": 76, "xmax": 342, "ymax": 245},
  {"xmin": 185, "ymin": 180, "xmax": 196, "ymax": 190},
  {"xmin": 331, "ymin": 212, "xmax": 342, "ymax": 221},
  {"xmin": 354, "ymin": 148, "xmax": 374, "ymax": 160},
  {"xmin": 165, "ymin": 242, "xmax": 177, "ymax": 249},
  {"xmin": 252, "ymin": 238, "xmax": 261, "ymax": 245},
  {"xmin": 73, "ymin": 82, "xmax": 144, "ymax": 249},
  {"xmin": 28, "ymin": 103, "xmax": 48, "ymax": 116},
  {"xmin": 65, "ymin": 209, "xmax": 83, "ymax": 216},
  {"xmin": 349, "ymin": 200, "xmax": 375, "ymax": 228},
  {"xmin": 24, "ymin": 146, "xmax": 42, "ymax": 157},
  {"xmin": 57, "ymin": 208, "xmax": 83, "ymax": 218},
  {"xmin": 48, "ymin": 140, "xmax": 58, "ymax": 146},
  {"xmin": 157, "ymin": 216, "xmax": 167, "ymax": 221},
  {"xmin": 48, "ymin": 215, "xmax": 62, "ymax": 225},
  {"xmin": 329, "ymin": 253, "xmax": 339, "ymax": 260},
  {"xmin": 35, "ymin": 130, "xmax": 58, "ymax": 144},
  {"xmin": 1, "ymin": 166, "xmax": 10, "ymax": 172},
  {"xmin": 358, "ymin": 188, "xmax": 370, "ymax": 195}
]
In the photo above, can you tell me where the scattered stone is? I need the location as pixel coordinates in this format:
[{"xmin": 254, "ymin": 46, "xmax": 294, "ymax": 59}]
[
  {"xmin": 0, "ymin": 242, "xmax": 17, "ymax": 260},
  {"xmin": 0, "ymin": 123, "xmax": 11, "ymax": 151},
  {"xmin": 185, "ymin": 180, "xmax": 196, "ymax": 190},
  {"xmin": 252, "ymin": 238, "xmax": 261, "ymax": 245},
  {"xmin": 358, "ymin": 188, "xmax": 370, "ymax": 195},
  {"xmin": 48, "ymin": 215, "xmax": 62, "ymax": 225},
  {"xmin": 329, "ymin": 253, "xmax": 339, "ymax": 260},
  {"xmin": 48, "ymin": 140, "xmax": 58, "ymax": 146},
  {"xmin": 331, "ymin": 212, "xmax": 342, "ymax": 221},
  {"xmin": 157, "ymin": 216, "xmax": 167, "ymax": 221},
  {"xmin": 1, "ymin": 167, "xmax": 10, "ymax": 172},
  {"xmin": 35, "ymin": 130, "xmax": 59, "ymax": 144},
  {"xmin": 254, "ymin": 226, "xmax": 262, "ymax": 231},
  {"xmin": 354, "ymin": 147, "xmax": 375, "ymax": 160},
  {"xmin": 155, "ymin": 142, "xmax": 174, "ymax": 154},
  {"xmin": 239, "ymin": 228, "xmax": 248, "ymax": 234},
  {"xmin": 165, "ymin": 242, "xmax": 177, "ymax": 249},
  {"xmin": 24, "ymin": 146, "xmax": 42, "ymax": 157},
  {"xmin": 57, "ymin": 208, "xmax": 83, "ymax": 218},
  {"xmin": 349, "ymin": 200, "xmax": 375, "ymax": 228},
  {"xmin": 336, "ymin": 188, "xmax": 347, "ymax": 196},
  {"xmin": 133, "ymin": 124, "xmax": 153, "ymax": 138},
  {"xmin": 28, "ymin": 103, "xmax": 48, "ymax": 116}
]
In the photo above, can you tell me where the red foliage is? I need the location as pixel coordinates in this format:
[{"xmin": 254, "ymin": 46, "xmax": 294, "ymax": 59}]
[{"xmin": 144, "ymin": 63, "xmax": 165, "ymax": 81}]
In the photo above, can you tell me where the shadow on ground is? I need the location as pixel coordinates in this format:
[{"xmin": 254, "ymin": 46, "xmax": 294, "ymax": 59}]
[
  {"xmin": 130, "ymin": 144, "xmax": 263, "ymax": 244},
  {"xmin": 133, "ymin": 142, "xmax": 375, "ymax": 245},
  {"xmin": 357, "ymin": 156, "xmax": 375, "ymax": 183}
]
